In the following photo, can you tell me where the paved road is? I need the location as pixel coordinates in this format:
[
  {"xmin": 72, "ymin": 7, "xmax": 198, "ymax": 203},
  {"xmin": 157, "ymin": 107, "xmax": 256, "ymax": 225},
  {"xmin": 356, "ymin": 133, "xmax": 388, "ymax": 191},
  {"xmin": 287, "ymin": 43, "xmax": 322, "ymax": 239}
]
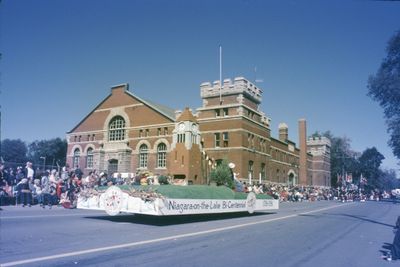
[{"xmin": 1, "ymin": 200, "xmax": 399, "ymax": 267}]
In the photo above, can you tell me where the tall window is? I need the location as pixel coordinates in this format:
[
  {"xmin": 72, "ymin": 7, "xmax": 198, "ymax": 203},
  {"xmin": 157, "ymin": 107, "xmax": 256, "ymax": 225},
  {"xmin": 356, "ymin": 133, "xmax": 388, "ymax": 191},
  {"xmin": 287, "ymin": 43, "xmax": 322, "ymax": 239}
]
[
  {"xmin": 223, "ymin": 132, "xmax": 229, "ymax": 147},
  {"xmin": 215, "ymin": 133, "xmax": 220, "ymax": 147},
  {"xmin": 139, "ymin": 144, "xmax": 148, "ymax": 168},
  {"xmin": 261, "ymin": 163, "xmax": 266, "ymax": 180},
  {"xmin": 248, "ymin": 161, "xmax": 254, "ymax": 181},
  {"xmin": 86, "ymin": 148, "xmax": 94, "ymax": 168},
  {"xmin": 178, "ymin": 134, "xmax": 185, "ymax": 143},
  {"xmin": 223, "ymin": 108, "xmax": 229, "ymax": 116},
  {"xmin": 108, "ymin": 116, "xmax": 125, "ymax": 141},
  {"xmin": 157, "ymin": 143, "xmax": 167, "ymax": 168},
  {"xmin": 215, "ymin": 109, "xmax": 220, "ymax": 117},
  {"xmin": 73, "ymin": 148, "xmax": 80, "ymax": 168}
]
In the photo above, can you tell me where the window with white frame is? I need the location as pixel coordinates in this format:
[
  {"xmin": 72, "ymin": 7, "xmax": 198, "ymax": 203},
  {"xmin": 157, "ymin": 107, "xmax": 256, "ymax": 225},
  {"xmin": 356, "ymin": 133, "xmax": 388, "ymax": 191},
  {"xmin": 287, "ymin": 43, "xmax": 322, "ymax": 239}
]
[
  {"xmin": 139, "ymin": 144, "xmax": 148, "ymax": 168},
  {"xmin": 108, "ymin": 116, "xmax": 126, "ymax": 141},
  {"xmin": 157, "ymin": 143, "xmax": 167, "ymax": 168},
  {"xmin": 223, "ymin": 132, "xmax": 229, "ymax": 147},
  {"xmin": 86, "ymin": 148, "xmax": 94, "ymax": 168},
  {"xmin": 215, "ymin": 133, "xmax": 220, "ymax": 147},
  {"xmin": 73, "ymin": 148, "xmax": 80, "ymax": 168}
]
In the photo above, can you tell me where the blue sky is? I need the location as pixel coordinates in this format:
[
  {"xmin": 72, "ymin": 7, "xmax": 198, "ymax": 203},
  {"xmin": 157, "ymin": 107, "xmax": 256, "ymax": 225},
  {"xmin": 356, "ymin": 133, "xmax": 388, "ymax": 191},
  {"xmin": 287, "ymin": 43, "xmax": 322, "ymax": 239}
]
[{"xmin": 1, "ymin": 0, "xmax": 400, "ymax": 173}]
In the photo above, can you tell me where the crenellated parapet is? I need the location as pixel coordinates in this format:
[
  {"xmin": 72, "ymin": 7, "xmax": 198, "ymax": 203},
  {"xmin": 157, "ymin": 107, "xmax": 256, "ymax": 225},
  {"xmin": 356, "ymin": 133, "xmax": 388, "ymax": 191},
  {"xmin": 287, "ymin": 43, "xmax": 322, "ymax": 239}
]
[
  {"xmin": 307, "ymin": 136, "xmax": 331, "ymax": 147},
  {"xmin": 307, "ymin": 136, "xmax": 331, "ymax": 156},
  {"xmin": 200, "ymin": 77, "xmax": 263, "ymax": 104}
]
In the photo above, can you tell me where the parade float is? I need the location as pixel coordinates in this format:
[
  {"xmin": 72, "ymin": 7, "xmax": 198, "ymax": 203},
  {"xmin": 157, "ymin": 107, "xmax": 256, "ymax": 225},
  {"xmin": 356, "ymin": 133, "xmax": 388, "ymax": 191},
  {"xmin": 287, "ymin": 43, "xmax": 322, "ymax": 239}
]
[{"xmin": 77, "ymin": 184, "xmax": 279, "ymax": 216}]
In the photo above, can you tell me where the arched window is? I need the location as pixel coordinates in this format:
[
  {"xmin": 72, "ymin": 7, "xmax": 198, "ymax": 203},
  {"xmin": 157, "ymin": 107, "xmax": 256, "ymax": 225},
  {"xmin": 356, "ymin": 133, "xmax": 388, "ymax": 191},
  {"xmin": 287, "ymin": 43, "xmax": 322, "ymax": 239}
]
[
  {"xmin": 139, "ymin": 144, "xmax": 148, "ymax": 168},
  {"xmin": 108, "ymin": 116, "xmax": 126, "ymax": 141},
  {"xmin": 157, "ymin": 143, "xmax": 167, "ymax": 168},
  {"xmin": 73, "ymin": 148, "xmax": 80, "ymax": 168},
  {"xmin": 86, "ymin": 148, "xmax": 94, "ymax": 168}
]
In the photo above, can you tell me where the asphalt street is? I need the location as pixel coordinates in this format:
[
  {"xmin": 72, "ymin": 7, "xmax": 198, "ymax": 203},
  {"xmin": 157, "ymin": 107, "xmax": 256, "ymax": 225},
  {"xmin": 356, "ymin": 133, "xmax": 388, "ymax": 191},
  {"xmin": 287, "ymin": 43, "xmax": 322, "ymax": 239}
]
[{"xmin": 1, "ymin": 200, "xmax": 399, "ymax": 267}]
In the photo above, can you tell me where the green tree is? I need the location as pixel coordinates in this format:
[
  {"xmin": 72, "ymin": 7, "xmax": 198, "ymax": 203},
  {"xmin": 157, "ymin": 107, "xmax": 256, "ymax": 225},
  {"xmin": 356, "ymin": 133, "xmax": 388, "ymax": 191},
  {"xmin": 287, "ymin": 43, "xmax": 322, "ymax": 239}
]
[
  {"xmin": 359, "ymin": 147, "xmax": 385, "ymax": 190},
  {"xmin": 27, "ymin": 138, "xmax": 67, "ymax": 169},
  {"xmin": 210, "ymin": 159, "xmax": 234, "ymax": 188},
  {"xmin": 378, "ymin": 169, "xmax": 399, "ymax": 191},
  {"xmin": 0, "ymin": 139, "xmax": 28, "ymax": 165},
  {"xmin": 368, "ymin": 30, "xmax": 400, "ymax": 160},
  {"xmin": 320, "ymin": 131, "xmax": 360, "ymax": 187}
]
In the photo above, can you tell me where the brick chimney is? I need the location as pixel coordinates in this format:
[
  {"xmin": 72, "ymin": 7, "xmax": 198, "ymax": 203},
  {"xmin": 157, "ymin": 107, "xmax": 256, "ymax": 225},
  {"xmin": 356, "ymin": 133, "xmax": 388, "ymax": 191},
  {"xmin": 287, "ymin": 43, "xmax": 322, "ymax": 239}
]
[{"xmin": 298, "ymin": 119, "xmax": 307, "ymax": 185}]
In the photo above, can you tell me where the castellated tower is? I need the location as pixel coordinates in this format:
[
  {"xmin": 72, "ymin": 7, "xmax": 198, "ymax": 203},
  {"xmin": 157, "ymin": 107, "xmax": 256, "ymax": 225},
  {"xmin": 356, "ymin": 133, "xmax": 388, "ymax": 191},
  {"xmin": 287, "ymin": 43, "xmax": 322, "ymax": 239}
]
[
  {"xmin": 307, "ymin": 136, "xmax": 331, "ymax": 186},
  {"xmin": 196, "ymin": 77, "xmax": 271, "ymax": 184}
]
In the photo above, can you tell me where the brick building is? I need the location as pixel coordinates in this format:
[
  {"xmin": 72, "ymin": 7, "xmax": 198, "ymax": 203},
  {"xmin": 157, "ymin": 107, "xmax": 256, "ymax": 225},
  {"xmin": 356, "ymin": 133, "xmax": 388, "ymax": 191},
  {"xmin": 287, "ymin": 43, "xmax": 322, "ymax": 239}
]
[{"xmin": 66, "ymin": 77, "xmax": 331, "ymax": 186}]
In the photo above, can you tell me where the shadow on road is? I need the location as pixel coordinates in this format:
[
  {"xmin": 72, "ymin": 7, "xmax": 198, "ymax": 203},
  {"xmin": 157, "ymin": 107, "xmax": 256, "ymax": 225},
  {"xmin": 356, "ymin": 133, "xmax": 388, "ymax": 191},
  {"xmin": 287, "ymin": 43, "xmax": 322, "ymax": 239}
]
[
  {"xmin": 84, "ymin": 211, "xmax": 276, "ymax": 226},
  {"xmin": 297, "ymin": 211, "xmax": 395, "ymax": 228},
  {"xmin": 298, "ymin": 212, "xmax": 396, "ymax": 228},
  {"xmin": 330, "ymin": 213, "xmax": 395, "ymax": 228}
]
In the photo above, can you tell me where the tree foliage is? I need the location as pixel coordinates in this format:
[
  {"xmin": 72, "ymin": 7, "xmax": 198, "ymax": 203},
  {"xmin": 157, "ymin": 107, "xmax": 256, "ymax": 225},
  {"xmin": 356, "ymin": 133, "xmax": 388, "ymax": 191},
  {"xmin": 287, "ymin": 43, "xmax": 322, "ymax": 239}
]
[
  {"xmin": 0, "ymin": 139, "xmax": 28, "ymax": 164},
  {"xmin": 27, "ymin": 138, "xmax": 67, "ymax": 169},
  {"xmin": 358, "ymin": 147, "xmax": 385, "ymax": 189},
  {"xmin": 317, "ymin": 131, "xmax": 358, "ymax": 187},
  {"xmin": 368, "ymin": 30, "xmax": 400, "ymax": 159},
  {"xmin": 315, "ymin": 131, "xmax": 397, "ymax": 190},
  {"xmin": 210, "ymin": 159, "xmax": 234, "ymax": 188}
]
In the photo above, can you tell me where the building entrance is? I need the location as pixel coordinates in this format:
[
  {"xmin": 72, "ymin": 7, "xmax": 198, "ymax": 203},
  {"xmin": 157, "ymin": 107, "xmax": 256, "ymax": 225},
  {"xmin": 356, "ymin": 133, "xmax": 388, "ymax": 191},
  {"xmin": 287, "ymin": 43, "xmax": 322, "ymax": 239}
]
[
  {"xmin": 108, "ymin": 159, "xmax": 118, "ymax": 176},
  {"xmin": 288, "ymin": 170, "xmax": 296, "ymax": 186}
]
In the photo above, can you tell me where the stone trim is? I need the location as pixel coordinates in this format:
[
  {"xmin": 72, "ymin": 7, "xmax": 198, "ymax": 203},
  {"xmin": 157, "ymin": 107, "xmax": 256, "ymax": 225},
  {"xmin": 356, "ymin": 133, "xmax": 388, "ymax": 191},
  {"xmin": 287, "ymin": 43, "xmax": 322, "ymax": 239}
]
[
  {"xmin": 103, "ymin": 108, "xmax": 131, "ymax": 143},
  {"xmin": 70, "ymin": 144, "xmax": 83, "ymax": 156},
  {"xmin": 153, "ymin": 138, "xmax": 171, "ymax": 152}
]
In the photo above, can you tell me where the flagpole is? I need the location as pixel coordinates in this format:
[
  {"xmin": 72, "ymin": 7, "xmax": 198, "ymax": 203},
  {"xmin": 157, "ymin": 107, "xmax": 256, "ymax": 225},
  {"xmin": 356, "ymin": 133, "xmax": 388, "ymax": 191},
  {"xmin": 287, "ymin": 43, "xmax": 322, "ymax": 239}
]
[{"xmin": 219, "ymin": 45, "xmax": 222, "ymax": 105}]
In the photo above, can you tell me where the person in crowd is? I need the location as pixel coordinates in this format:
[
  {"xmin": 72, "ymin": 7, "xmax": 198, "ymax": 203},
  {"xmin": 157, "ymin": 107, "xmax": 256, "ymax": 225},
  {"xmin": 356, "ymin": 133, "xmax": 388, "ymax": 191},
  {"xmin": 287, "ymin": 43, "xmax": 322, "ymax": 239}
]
[
  {"xmin": 65, "ymin": 176, "xmax": 77, "ymax": 202},
  {"xmin": 7, "ymin": 167, "xmax": 16, "ymax": 186},
  {"xmin": 41, "ymin": 171, "xmax": 52, "ymax": 208},
  {"xmin": 391, "ymin": 216, "xmax": 400, "ymax": 261},
  {"xmin": 99, "ymin": 172, "xmax": 108, "ymax": 186},
  {"xmin": 0, "ymin": 175, "xmax": 9, "ymax": 207},
  {"xmin": 32, "ymin": 179, "xmax": 42, "ymax": 206},
  {"xmin": 49, "ymin": 181, "xmax": 57, "ymax": 207},
  {"xmin": 15, "ymin": 167, "xmax": 24, "ymax": 183},
  {"xmin": 0, "ymin": 164, "xmax": 5, "ymax": 187},
  {"xmin": 49, "ymin": 169, "xmax": 58, "ymax": 184},
  {"xmin": 0, "ymin": 180, "xmax": 13, "ymax": 206},
  {"xmin": 115, "ymin": 173, "xmax": 124, "ymax": 185},
  {"xmin": 18, "ymin": 178, "xmax": 32, "ymax": 207},
  {"xmin": 61, "ymin": 165, "xmax": 69, "ymax": 180},
  {"xmin": 74, "ymin": 166, "xmax": 83, "ymax": 180},
  {"xmin": 25, "ymin": 161, "xmax": 34, "ymax": 180},
  {"xmin": 56, "ymin": 179, "xmax": 65, "ymax": 202},
  {"xmin": 0, "ymin": 164, "xmax": 5, "ymax": 185},
  {"xmin": 383, "ymin": 216, "xmax": 400, "ymax": 261}
]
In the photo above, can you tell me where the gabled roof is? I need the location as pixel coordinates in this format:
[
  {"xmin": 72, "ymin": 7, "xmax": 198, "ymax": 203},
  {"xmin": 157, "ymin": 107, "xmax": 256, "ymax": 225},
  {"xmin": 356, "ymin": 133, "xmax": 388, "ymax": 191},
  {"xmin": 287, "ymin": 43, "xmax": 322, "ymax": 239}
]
[
  {"xmin": 67, "ymin": 85, "xmax": 176, "ymax": 134},
  {"xmin": 131, "ymin": 92, "xmax": 176, "ymax": 121},
  {"xmin": 177, "ymin": 107, "xmax": 197, "ymax": 122}
]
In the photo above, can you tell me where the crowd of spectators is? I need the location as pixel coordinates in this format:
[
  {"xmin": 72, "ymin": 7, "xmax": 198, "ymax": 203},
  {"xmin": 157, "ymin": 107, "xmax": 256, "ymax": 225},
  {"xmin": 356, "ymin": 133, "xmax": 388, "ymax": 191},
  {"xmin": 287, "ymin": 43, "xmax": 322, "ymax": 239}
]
[
  {"xmin": 0, "ymin": 162, "xmax": 85, "ymax": 208},
  {"xmin": 0, "ymin": 162, "xmax": 398, "ymax": 208}
]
